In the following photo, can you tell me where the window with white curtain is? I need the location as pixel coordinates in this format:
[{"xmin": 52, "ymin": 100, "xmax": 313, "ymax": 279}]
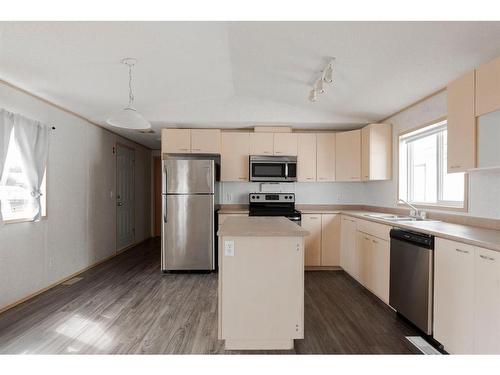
[
  {"xmin": 399, "ymin": 119, "xmax": 466, "ymax": 209},
  {"xmin": 0, "ymin": 129, "xmax": 47, "ymax": 221}
]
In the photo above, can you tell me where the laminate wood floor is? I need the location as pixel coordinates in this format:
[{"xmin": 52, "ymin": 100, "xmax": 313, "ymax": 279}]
[{"xmin": 0, "ymin": 238, "xmax": 420, "ymax": 354}]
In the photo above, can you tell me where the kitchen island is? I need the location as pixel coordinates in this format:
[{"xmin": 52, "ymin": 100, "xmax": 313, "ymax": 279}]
[{"xmin": 217, "ymin": 216, "xmax": 309, "ymax": 350}]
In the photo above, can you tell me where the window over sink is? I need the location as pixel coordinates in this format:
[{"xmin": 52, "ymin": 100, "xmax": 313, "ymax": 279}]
[{"xmin": 398, "ymin": 119, "xmax": 466, "ymax": 210}]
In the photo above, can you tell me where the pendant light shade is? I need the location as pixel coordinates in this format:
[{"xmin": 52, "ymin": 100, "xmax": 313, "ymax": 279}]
[
  {"xmin": 106, "ymin": 106, "xmax": 151, "ymax": 130},
  {"xmin": 106, "ymin": 58, "xmax": 151, "ymax": 130}
]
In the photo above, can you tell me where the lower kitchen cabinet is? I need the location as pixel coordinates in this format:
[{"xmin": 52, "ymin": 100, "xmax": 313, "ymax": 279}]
[
  {"xmin": 340, "ymin": 216, "xmax": 358, "ymax": 277},
  {"xmin": 320, "ymin": 214, "xmax": 341, "ymax": 266},
  {"xmin": 356, "ymin": 228, "xmax": 390, "ymax": 304},
  {"xmin": 433, "ymin": 238, "xmax": 474, "ymax": 354},
  {"xmin": 302, "ymin": 214, "xmax": 322, "ymax": 266},
  {"xmin": 473, "ymin": 247, "xmax": 500, "ymax": 354},
  {"xmin": 434, "ymin": 238, "xmax": 500, "ymax": 354},
  {"xmin": 303, "ymin": 213, "xmax": 341, "ymax": 267}
]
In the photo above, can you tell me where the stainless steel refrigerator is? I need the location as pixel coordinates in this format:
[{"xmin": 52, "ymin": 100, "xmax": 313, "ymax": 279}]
[{"xmin": 161, "ymin": 157, "xmax": 215, "ymax": 271}]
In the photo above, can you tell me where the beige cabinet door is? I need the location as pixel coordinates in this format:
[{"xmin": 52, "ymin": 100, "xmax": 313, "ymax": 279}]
[
  {"xmin": 475, "ymin": 56, "xmax": 500, "ymax": 117},
  {"xmin": 447, "ymin": 71, "xmax": 476, "ymax": 172},
  {"xmin": 340, "ymin": 216, "xmax": 357, "ymax": 277},
  {"xmin": 302, "ymin": 214, "xmax": 322, "ymax": 266},
  {"xmin": 474, "ymin": 247, "xmax": 500, "ymax": 354},
  {"xmin": 161, "ymin": 129, "xmax": 191, "ymax": 153},
  {"xmin": 218, "ymin": 213, "xmax": 248, "ymax": 227},
  {"xmin": 320, "ymin": 214, "xmax": 340, "ymax": 266},
  {"xmin": 274, "ymin": 133, "xmax": 298, "ymax": 156},
  {"xmin": 249, "ymin": 133, "xmax": 274, "ymax": 155},
  {"xmin": 221, "ymin": 132, "xmax": 250, "ymax": 182},
  {"xmin": 297, "ymin": 133, "xmax": 317, "ymax": 182},
  {"xmin": 370, "ymin": 237, "xmax": 390, "ymax": 304},
  {"xmin": 316, "ymin": 133, "xmax": 336, "ymax": 182},
  {"xmin": 335, "ymin": 129, "xmax": 361, "ymax": 181},
  {"xmin": 356, "ymin": 231, "xmax": 372, "ymax": 287},
  {"xmin": 191, "ymin": 129, "xmax": 221, "ymax": 154},
  {"xmin": 433, "ymin": 238, "xmax": 474, "ymax": 354},
  {"xmin": 361, "ymin": 124, "xmax": 392, "ymax": 181}
]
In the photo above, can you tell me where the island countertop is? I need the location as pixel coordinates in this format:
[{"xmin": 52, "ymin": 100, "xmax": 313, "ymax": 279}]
[{"xmin": 217, "ymin": 216, "xmax": 310, "ymax": 237}]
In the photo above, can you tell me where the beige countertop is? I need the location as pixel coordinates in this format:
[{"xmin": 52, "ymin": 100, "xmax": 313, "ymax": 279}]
[
  {"xmin": 217, "ymin": 216, "xmax": 310, "ymax": 237},
  {"xmin": 217, "ymin": 205, "xmax": 500, "ymax": 252},
  {"xmin": 342, "ymin": 211, "xmax": 500, "ymax": 252}
]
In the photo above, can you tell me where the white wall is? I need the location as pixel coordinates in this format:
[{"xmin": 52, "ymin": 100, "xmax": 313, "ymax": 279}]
[
  {"xmin": 0, "ymin": 82, "xmax": 151, "ymax": 311},
  {"xmin": 363, "ymin": 90, "xmax": 500, "ymax": 219}
]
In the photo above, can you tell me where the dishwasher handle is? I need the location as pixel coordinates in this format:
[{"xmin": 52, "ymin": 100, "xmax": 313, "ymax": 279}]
[{"xmin": 390, "ymin": 228, "xmax": 434, "ymax": 249}]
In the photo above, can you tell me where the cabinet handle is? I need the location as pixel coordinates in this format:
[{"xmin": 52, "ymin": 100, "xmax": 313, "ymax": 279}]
[
  {"xmin": 455, "ymin": 248, "xmax": 469, "ymax": 254},
  {"xmin": 364, "ymin": 236, "xmax": 370, "ymax": 241},
  {"xmin": 238, "ymin": 177, "xmax": 246, "ymax": 180},
  {"xmin": 192, "ymin": 148, "xmax": 201, "ymax": 151},
  {"xmin": 372, "ymin": 239, "xmax": 378, "ymax": 244},
  {"xmin": 275, "ymin": 151, "xmax": 282, "ymax": 154},
  {"xmin": 479, "ymin": 254, "xmax": 495, "ymax": 261},
  {"xmin": 450, "ymin": 165, "xmax": 462, "ymax": 169},
  {"xmin": 306, "ymin": 177, "xmax": 314, "ymax": 180}
]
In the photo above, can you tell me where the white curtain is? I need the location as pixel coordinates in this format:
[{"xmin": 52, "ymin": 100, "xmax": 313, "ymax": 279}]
[
  {"xmin": 13, "ymin": 113, "xmax": 50, "ymax": 221},
  {"xmin": 0, "ymin": 110, "xmax": 15, "ymax": 222}
]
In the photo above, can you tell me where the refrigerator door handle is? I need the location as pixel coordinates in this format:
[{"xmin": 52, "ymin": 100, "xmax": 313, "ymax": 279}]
[{"xmin": 163, "ymin": 196, "xmax": 168, "ymax": 223}]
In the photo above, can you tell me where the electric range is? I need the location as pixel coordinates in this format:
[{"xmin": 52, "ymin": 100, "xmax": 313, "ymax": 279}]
[{"xmin": 248, "ymin": 193, "xmax": 302, "ymax": 225}]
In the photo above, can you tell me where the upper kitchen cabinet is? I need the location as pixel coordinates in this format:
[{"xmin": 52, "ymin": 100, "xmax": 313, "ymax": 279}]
[
  {"xmin": 221, "ymin": 132, "xmax": 250, "ymax": 182},
  {"xmin": 447, "ymin": 71, "xmax": 476, "ymax": 173},
  {"xmin": 477, "ymin": 109, "xmax": 500, "ymax": 169},
  {"xmin": 161, "ymin": 129, "xmax": 191, "ymax": 153},
  {"xmin": 191, "ymin": 129, "xmax": 221, "ymax": 154},
  {"xmin": 316, "ymin": 133, "xmax": 336, "ymax": 182},
  {"xmin": 249, "ymin": 132, "xmax": 274, "ymax": 155},
  {"xmin": 335, "ymin": 129, "xmax": 361, "ymax": 181},
  {"xmin": 361, "ymin": 123, "xmax": 392, "ymax": 181},
  {"xmin": 297, "ymin": 133, "xmax": 317, "ymax": 182},
  {"xmin": 274, "ymin": 133, "xmax": 298, "ymax": 156},
  {"xmin": 475, "ymin": 56, "xmax": 500, "ymax": 117}
]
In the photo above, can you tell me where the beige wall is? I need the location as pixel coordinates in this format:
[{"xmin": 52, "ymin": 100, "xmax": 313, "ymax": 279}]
[{"xmin": 0, "ymin": 81, "xmax": 151, "ymax": 311}]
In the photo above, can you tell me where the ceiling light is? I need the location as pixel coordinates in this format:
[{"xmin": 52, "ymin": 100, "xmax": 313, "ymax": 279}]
[
  {"xmin": 323, "ymin": 64, "xmax": 333, "ymax": 83},
  {"xmin": 107, "ymin": 58, "xmax": 151, "ymax": 130},
  {"xmin": 309, "ymin": 89, "xmax": 318, "ymax": 102},
  {"xmin": 315, "ymin": 79, "xmax": 325, "ymax": 94}
]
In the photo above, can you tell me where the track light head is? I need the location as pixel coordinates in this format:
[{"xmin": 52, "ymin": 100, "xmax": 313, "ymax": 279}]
[
  {"xmin": 309, "ymin": 89, "xmax": 318, "ymax": 102},
  {"xmin": 323, "ymin": 64, "xmax": 333, "ymax": 83},
  {"xmin": 315, "ymin": 79, "xmax": 324, "ymax": 94}
]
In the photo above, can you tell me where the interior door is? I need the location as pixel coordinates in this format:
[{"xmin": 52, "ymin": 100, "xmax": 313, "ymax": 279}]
[{"xmin": 116, "ymin": 145, "xmax": 135, "ymax": 250}]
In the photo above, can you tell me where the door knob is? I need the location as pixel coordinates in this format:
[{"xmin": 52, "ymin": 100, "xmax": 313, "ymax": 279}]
[{"xmin": 117, "ymin": 202, "xmax": 123, "ymax": 206}]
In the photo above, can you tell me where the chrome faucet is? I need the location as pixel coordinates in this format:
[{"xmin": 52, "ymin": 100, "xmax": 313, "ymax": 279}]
[{"xmin": 398, "ymin": 198, "xmax": 420, "ymax": 218}]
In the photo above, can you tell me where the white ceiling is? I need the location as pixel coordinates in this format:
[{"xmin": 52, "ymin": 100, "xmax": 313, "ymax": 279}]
[{"xmin": 1, "ymin": 21, "xmax": 500, "ymax": 149}]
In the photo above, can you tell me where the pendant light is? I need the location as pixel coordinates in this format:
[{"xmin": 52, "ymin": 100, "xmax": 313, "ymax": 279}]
[{"xmin": 107, "ymin": 58, "xmax": 151, "ymax": 130}]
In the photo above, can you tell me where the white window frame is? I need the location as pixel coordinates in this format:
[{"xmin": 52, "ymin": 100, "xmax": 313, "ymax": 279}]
[{"xmin": 398, "ymin": 119, "xmax": 467, "ymax": 211}]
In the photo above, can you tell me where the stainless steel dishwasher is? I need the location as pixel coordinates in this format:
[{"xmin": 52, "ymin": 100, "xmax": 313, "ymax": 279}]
[{"xmin": 389, "ymin": 228, "xmax": 434, "ymax": 335}]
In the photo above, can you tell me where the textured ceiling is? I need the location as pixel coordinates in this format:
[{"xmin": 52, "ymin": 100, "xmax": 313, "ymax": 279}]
[{"xmin": 1, "ymin": 21, "xmax": 500, "ymax": 148}]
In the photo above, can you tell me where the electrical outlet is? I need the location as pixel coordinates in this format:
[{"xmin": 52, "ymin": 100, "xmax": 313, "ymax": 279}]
[
  {"xmin": 225, "ymin": 193, "xmax": 232, "ymax": 202},
  {"xmin": 224, "ymin": 240, "xmax": 235, "ymax": 256},
  {"xmin": 336, "ymin": 193, "xmax": 342, "ymax": 202}
]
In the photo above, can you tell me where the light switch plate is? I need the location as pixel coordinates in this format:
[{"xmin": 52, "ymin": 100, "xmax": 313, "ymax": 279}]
[{"xmin": 224, "ymin": 240, "xmax": 235, "ymax": 256}]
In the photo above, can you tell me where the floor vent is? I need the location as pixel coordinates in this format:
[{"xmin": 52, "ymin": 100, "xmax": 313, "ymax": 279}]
[
  {"xmin": 62, "ymin": 277, "xmax": 83, "ymax": 286},
  {"xmin": 406, "ymin": 336, "xmax": 441, "ymax": 355}
]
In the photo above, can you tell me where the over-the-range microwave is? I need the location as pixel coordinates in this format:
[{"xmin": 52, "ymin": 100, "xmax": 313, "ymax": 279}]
[{"xmin": 249, "ymin": 155, "xmax": 297, "ymax": 182}]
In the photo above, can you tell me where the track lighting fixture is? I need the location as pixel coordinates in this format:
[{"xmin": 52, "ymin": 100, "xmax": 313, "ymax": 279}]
[
  {"xmin": 309, "ymin": 89, "xmax": 318, "ymax": 102},
  {"xmin": 308, "ymin": 58, "xmax": 335, "ymax": 102},
  {"xmin": 323, "ymin": 64, "xmax": 333, "ymax": 83},
  {"xmin": 315, "ymin": 78, "xmax": 324, "ymax": 94}
]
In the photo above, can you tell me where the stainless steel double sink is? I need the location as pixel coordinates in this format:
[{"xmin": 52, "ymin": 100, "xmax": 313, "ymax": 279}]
[{"xmin": 363, "ymin": 213, "xmax": 439, "ymax": 223}]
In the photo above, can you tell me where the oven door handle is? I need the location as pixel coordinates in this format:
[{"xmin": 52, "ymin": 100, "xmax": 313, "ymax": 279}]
[{"xmin": 285, "ymin": 162, "xmax": 289, "ymax": 179}]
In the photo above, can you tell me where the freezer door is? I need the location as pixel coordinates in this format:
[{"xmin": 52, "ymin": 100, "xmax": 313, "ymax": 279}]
[
  {"xmin": 163, "ymin": 159, "xmax": 214, "ymax": 194},
  {"xmin": 162, "ymin": 194, "xmax": 214, "ymax": 271}
]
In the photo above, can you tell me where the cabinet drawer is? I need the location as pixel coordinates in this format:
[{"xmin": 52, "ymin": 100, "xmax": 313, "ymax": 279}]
[{"xmin": 356, "ymin": 218, "xmax": 390, "ymax": 241}]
